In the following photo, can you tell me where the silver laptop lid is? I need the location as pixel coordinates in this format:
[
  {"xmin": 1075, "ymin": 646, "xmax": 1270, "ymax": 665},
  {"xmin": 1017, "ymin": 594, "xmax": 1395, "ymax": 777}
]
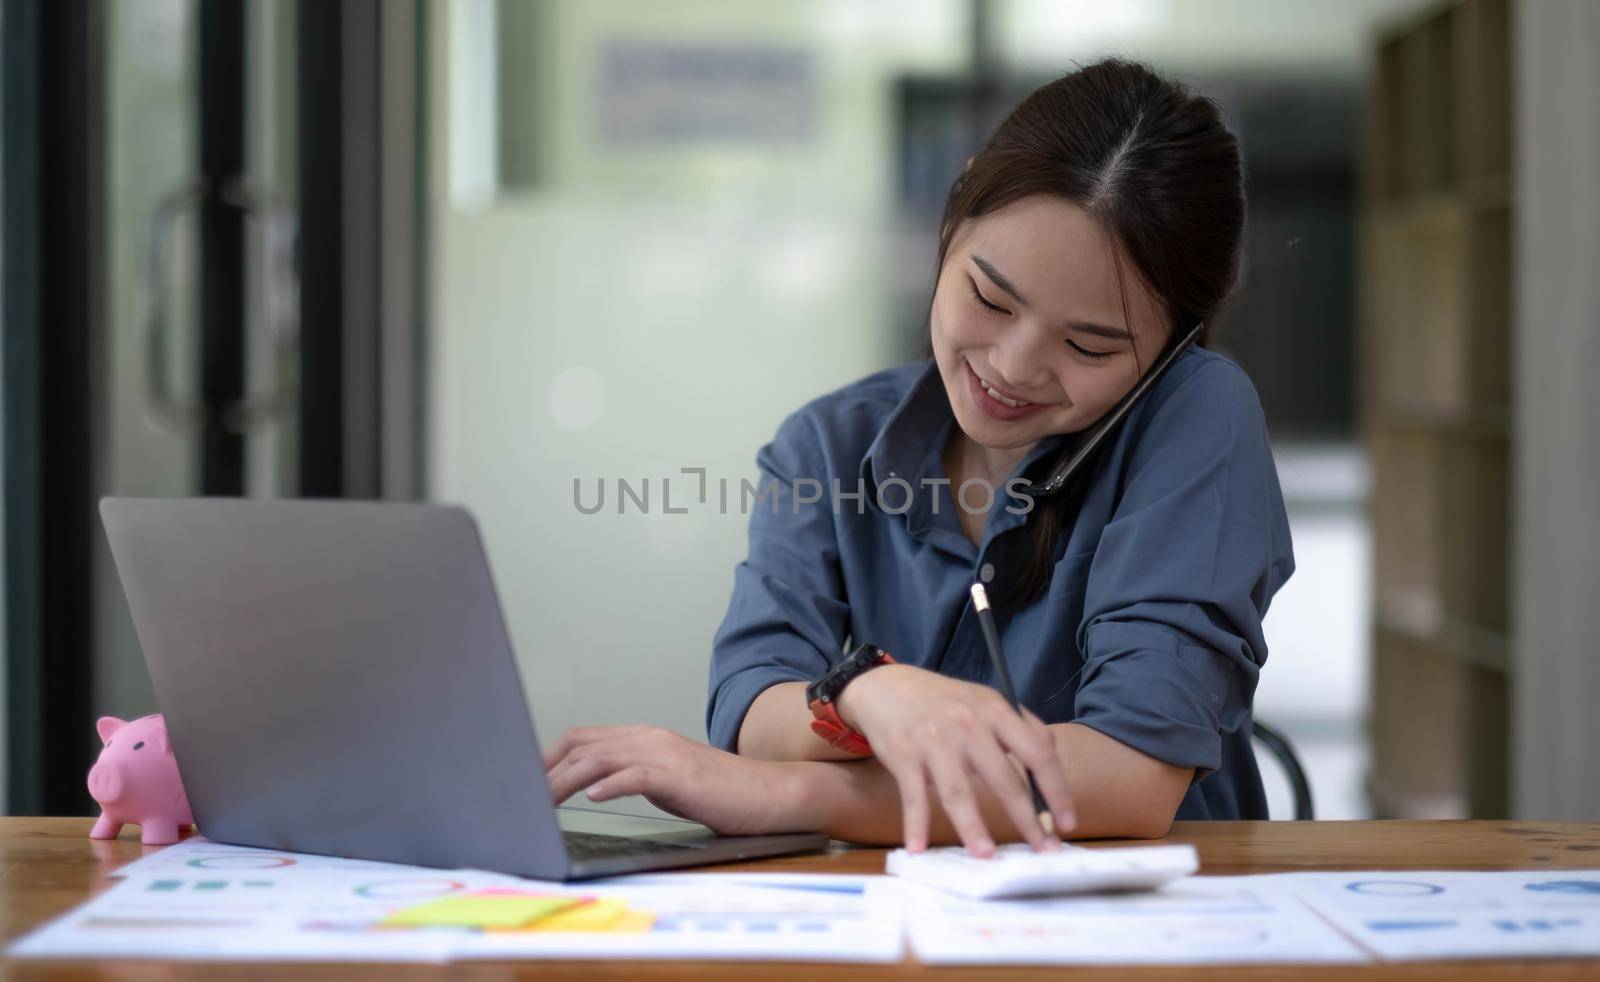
[{"xmin": 99, "ymin": 497, "xmax": 570, "ymax": 879}]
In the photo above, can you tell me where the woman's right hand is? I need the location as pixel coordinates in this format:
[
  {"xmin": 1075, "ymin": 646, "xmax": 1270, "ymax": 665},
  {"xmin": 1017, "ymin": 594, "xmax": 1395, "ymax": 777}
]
[{"xmin": 835, "ymin": 664, "xmax": 1076, "ymax": 856}]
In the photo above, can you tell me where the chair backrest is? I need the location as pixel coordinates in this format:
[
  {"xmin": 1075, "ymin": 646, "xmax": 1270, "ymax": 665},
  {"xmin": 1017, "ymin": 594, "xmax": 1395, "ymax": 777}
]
[{"xmin": 1252, "ymin": 719, "xmax": 1315, "ymax": 820}]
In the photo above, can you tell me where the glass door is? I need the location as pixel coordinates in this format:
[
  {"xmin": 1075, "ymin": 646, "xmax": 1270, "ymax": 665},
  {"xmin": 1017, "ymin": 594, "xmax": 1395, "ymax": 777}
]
[{"xmin": 95, "ymin": 0, "xmax": 300, "ymax": 721}]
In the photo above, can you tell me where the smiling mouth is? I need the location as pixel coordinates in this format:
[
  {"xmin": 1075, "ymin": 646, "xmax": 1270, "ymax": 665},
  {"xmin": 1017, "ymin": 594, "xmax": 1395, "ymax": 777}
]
[{"xmin": 969, "ymin": 363, "xmax": 1035, "ymax": 408}]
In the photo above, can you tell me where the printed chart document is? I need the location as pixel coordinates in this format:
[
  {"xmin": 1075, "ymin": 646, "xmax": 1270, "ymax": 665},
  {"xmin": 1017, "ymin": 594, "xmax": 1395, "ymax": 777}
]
[
  {"xmin": 1287, "ymin": 870, "xmax": 1600, "ymax": 961},
  {"xmin": 105, "ymin": 836, "xmax": 431, "ymax": 878},
  {"xmin": 7, "ymin": 865, "xmax": 520, "ymax": 962},
  {"xmin": 903, "ymin": 875, "xmax": 1367, "ymax": 965},
  {"xmin": 456, "ymin": 873, "xmax": 905, "ymax": 962},
  {"xmin": 9, "ymin": 839, "xmax": 905, "ymax": 964}
]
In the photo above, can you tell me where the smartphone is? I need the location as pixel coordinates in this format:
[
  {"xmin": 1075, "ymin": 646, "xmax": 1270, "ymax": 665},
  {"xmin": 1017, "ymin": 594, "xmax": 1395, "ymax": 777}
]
[{"xmin": 1019, "ymin": 320, "xmax": 1205, "ymax": 499}]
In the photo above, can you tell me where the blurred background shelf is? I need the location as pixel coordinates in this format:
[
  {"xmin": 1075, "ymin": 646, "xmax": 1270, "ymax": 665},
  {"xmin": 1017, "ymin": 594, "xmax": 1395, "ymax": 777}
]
[{"xmin": 1360, "ymin": 0, "xmax": 1513, "ymax": 819}]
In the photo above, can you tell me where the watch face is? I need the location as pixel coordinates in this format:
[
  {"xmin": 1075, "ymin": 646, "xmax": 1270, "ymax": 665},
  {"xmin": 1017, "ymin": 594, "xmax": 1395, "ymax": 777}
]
[
  {"xmin": 847, "ymin": 643, "xmax": 888, "ymax": 671},
  {"xmin": 810, "ymin": 643, "xmax": 888, "ymax": 704}
]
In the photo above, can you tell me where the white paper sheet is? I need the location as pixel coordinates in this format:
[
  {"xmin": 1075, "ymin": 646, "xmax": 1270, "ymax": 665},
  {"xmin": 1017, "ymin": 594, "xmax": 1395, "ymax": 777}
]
[
  {"xmin": 10, "ymin": 856, "xmax": 903, "ymax": 963},
  {"xmin": 105, "ymin": 836, "xmax": 432, "ymax": 878},
  {"xmin": 7, "ymin": 866, "xmax": 527, "ymax": 962},
  {"xmin": 1286, "ymin": 870, "xmax": 1600, "ymax": 960},
  {"xmin": 903, "ymin": 875, "xmax": 1368, "ymax": 965}
]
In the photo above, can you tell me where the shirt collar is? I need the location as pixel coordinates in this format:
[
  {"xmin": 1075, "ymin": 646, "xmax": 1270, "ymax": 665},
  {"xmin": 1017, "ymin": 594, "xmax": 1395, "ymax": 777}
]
[
  {"xmin": 859, "ymin": 360, "xmax": 1076, "ymax": 538},
  {"xmin": 859, "ymin": 360, "xmax": 952, "ymax": 494}
]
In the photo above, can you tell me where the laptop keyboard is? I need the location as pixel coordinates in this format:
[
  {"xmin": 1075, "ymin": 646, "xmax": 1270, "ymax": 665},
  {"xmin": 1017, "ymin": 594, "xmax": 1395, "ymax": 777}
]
[{"xmin": 562, "ymin": 830, "xmax": 705, "ymax": 860}]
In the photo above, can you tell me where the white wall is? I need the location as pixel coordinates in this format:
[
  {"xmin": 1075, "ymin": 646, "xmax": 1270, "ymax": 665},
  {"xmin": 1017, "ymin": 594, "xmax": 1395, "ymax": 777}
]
[{"xmin": 428, "ymin": 2, "xmax": 959, "ymax": 788}]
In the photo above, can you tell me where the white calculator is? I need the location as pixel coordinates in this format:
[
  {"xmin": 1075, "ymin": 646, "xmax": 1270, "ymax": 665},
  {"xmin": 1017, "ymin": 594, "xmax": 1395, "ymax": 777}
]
[{"xmin": 885, "ymin": 842, "xmax": 1199, "ymax": 900}]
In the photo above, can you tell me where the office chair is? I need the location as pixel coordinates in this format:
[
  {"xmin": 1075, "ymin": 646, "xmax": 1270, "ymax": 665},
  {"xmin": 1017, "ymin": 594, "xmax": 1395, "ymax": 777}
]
[{"xmin": 1252, "ymin": 720, "xmax": 1314, "ymax": 820}]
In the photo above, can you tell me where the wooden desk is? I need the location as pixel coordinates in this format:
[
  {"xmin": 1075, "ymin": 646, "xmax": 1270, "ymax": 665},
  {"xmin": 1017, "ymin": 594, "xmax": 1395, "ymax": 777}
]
[{"xmin": 4, "ymin": 818, "xmax": 1599, "ymax": 979}]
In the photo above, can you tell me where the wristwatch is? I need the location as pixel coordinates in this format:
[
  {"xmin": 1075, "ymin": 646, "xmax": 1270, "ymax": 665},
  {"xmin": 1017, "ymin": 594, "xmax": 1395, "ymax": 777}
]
[{"xmin": 806, "ymin": 643, "xmax": 896, "ymax": 756}]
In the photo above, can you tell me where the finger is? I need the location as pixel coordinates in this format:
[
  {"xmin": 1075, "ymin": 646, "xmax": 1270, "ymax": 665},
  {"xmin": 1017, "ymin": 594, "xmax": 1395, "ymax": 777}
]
[
  {"xmin": 546, "ymin": 754, "xmax": 610, "ymax": 804},
  {"xmin": 542, "ymin": 736, "xmax": 573, "ymax": 772},
  {"xmin": 926, "ymin": 750, "xmax": 995, "ymax": 857},
  {"xmin": 550, "ymin": 728, "xmax": 687, "ymax": 800},
  {"xmin": 879, "ymin": 754, "xmax": 932, "ymax": 853},
  {"xmin": 871, "ymin": 739, "xmax": 932, "ymax": 853},
  {"xmin": 547, "ymin": 743, "xmax": 649, "ymax": 804},
  {"xmin": 545, "ymin": 751, "xmax": 587, "ymax": 797},
  {"xmin": 559, "ymin": 724, "xmax": 656, "ymax": 751},
  {"xmin": 1000, "ymin": 713, "xmax": 1077, "ymax": 832},
  {"xmin": 964, "ymin": 738, "xmax": 1057, "ymax": 852},
  {"xmin": 585, "ymin": 765, "xmax": 658, "ymax": 803},
  {"xmin": 546, "ymin": 738, "xmax": 638, "ymax": 801},
  {"xmin": 1002, "ymin": 709, "xmax": 1076, "ymax": 831},
  {"xmin": 541, "ymin": 725, "xmax": 652, "ymax": 771}
]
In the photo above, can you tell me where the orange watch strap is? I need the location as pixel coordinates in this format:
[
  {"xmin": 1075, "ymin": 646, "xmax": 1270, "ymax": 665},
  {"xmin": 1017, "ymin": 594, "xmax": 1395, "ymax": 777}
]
[
  {"xmin": 808, "ymin": 700, "xmax": 873, "ymax": 756},
  {"xmin": 806, "ymin": 651, "xmax": 894, "ymax": 757}
]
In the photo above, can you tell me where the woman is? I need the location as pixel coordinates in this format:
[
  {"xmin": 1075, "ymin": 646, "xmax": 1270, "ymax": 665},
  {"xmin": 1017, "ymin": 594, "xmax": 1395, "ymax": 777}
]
[{"xmin": 542, "ymin": 58, "xmax": 1293, "ymax": 855}]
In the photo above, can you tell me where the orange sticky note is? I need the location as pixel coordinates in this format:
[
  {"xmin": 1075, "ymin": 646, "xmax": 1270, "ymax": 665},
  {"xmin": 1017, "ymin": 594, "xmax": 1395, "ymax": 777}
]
[{"xmin": 608, "ymin": 909, "xmax": 656, "ymax": 934}]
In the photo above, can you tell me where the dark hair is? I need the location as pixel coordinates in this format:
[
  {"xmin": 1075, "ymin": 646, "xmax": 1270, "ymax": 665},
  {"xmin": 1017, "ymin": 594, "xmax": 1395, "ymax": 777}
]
[{"xmin": 932, "ymin": 58, "xmax": 1246, "ymax": 603}]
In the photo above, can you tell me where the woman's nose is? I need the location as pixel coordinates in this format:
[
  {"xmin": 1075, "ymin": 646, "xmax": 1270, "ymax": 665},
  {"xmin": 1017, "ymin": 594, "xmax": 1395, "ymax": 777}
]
[{"xmin": 988, "ymin": 323, "xmax": 1054, "ymax": 392}]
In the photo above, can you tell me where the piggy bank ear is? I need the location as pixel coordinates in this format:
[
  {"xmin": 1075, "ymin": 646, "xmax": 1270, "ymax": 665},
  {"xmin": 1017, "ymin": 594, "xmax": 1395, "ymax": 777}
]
[
  {"xmin": 150, "ymin": 722, "xmax": 171, "ymax": 755},
  {"xmin": 96, "ymin": 717, "xmax": 126, "ymax": 745}
]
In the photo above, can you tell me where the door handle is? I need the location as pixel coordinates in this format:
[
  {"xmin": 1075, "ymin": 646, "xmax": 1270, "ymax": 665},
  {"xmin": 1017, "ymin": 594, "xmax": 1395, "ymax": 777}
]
[{"xmin": 142, "ymin": 177, "xmax": 299, "ymax": 436}]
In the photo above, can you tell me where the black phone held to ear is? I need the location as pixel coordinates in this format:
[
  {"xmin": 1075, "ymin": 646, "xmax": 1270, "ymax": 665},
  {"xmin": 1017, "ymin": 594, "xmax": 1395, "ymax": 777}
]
[{"xmin": 1019, "ymin": 320, "xmax": 1206, "ymax": 500}]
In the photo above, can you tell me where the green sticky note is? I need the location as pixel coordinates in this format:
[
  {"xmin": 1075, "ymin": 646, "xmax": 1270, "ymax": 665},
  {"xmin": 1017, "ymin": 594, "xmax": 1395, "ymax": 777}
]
[{"xmin": 382, "ymin": 894, "xmax": 582, "ymax": 930}]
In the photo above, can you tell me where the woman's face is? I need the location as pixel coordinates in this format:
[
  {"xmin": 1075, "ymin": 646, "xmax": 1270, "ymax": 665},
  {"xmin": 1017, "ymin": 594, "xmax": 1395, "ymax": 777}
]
[{"xmin": 930, "ymin": 195, "xmax": 1171, "ymax": 453}]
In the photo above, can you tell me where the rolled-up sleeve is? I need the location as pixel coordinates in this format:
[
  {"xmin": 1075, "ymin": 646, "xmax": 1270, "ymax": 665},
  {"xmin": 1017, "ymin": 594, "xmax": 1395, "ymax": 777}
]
[
  {"xmin": 706, "ymin": 409, "xmax": 849, "ymax": 751},
  {"xmin": 1073, "ymin": 360, "xmax": 1295, "ymax": 778}
]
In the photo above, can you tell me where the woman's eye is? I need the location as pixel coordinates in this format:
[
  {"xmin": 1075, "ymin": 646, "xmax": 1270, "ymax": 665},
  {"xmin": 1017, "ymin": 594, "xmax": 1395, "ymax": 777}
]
[
  {"xmin": 1067, "ymin": 339, "xmax": 1114, "ymax": 362},
  {"xmin": 967, "ymin": 285, "xmax": 1008, "ymax": 315},
  {"xmin": 965, "ymin": 278, "xmax": 1113, "ymax": 362}
]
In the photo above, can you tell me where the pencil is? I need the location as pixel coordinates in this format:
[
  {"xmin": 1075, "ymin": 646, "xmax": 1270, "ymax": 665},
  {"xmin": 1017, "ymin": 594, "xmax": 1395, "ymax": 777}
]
[{"xmin": 969, "ymin": 582, "xmax": 1055, "ymax": 837}]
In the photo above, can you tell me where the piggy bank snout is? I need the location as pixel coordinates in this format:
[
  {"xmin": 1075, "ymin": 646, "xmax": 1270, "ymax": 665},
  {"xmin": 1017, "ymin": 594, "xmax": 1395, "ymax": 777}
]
[{"xmin": 87, "ymin": 761, "xmax": 125, "ymax": 803}]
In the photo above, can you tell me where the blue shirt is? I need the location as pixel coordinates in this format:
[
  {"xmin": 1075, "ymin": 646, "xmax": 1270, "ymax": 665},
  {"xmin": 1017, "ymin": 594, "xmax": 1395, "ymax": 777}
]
[{"xmin": 706, "ymin": 347, "xmax": 1295, "ymax": 820}]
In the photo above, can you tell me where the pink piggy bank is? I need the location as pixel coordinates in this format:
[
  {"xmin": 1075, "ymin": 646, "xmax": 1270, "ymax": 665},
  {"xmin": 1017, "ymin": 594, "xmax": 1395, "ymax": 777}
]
[{"xmin": 87, "ymin": 714, "xmax": 194, "ymax": 845}]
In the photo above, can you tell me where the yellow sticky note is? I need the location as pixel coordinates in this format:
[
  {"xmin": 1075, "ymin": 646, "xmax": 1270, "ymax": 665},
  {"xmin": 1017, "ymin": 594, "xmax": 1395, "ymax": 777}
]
[
  {"xmin": 526, "ymin": 898, "xmax": 631, "ymax": 933},
  {"xmin": 382, "ymin": 894, "xmax": 581, "ymax": 930}
]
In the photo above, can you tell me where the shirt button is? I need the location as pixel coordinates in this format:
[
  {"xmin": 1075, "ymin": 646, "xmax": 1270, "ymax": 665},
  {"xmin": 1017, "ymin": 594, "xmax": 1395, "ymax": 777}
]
[{"xmin": 979, "ymin": 563, "xmax": 995, "ymax": 583}]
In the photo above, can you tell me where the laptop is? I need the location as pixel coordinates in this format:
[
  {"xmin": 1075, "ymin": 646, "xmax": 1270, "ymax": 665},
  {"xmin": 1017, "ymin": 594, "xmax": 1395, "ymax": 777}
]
[{"xmin": 99, "ymin": 497, "xmax": 828, "ymax": 880}]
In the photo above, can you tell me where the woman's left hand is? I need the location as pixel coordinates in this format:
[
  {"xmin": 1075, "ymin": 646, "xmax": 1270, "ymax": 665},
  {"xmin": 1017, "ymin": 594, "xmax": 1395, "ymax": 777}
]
[{"xmin": 542, "ymin": 725, "xmax": 805, "ymax": 837}]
